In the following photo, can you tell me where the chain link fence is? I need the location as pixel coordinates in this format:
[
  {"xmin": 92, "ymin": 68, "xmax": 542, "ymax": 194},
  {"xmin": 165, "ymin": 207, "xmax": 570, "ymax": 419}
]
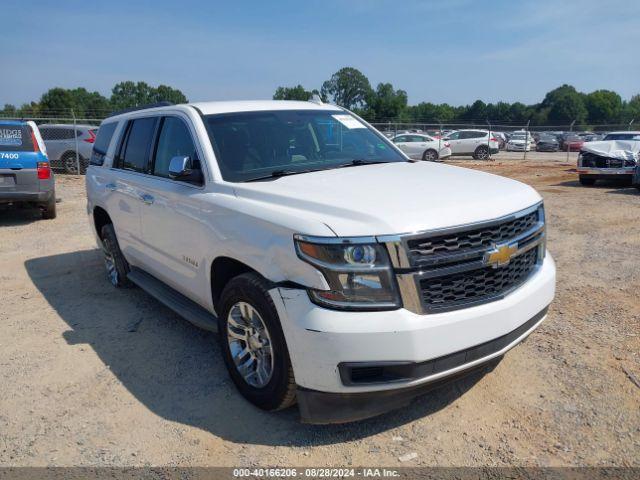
[
  {"xmin": 1, "ymin": 107, "xmax": 636, "ymax": 173},
  {"xmin": 0, "ymin": 110, "xmax": 106, "ymax": 175},
  {"xmin": 369, "ymin": 120, "xmax": 636, "ymax": 161}
]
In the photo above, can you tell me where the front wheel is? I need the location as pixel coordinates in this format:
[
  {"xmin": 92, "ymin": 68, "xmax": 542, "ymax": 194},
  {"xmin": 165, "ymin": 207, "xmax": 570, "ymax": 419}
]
[
  {"xmin": 422, "ymin": 149, "xmax": 439, "ymax": 162},
  {"xmin": 219, "ymin": 273, "xmax": 296, "ymax": 411}
]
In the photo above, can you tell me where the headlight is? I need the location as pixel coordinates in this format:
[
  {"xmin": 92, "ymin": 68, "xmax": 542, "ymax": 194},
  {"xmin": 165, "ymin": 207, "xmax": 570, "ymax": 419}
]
[{"xmin": 294, "ymin": 236, "xmax": 401, "ymax": 311}]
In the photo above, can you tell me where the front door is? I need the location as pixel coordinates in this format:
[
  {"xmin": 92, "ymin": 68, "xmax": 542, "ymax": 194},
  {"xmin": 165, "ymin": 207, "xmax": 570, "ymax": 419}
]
[{"xmin": 137, "ymin": 115, "xmax": 211, "ymax": 307}]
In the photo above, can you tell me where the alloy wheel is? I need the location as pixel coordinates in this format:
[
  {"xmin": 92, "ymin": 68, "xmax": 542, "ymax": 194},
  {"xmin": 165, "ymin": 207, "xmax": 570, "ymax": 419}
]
[{"xmin": 227, "ymin": 301, "xmax": 274, "ymax": 388}]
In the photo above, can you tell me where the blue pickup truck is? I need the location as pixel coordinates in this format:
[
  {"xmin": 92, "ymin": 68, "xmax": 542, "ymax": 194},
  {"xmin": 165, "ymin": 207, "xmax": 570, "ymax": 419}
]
[{"xmin": 0, "ymin": 120, "xmax": 56, "ymax": 219}]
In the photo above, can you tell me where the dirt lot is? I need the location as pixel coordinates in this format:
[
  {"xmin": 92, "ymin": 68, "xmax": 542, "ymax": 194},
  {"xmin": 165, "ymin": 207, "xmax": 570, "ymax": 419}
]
[{"xmin": 1, "ymin": 153, "xmax": 638, "ymax": 467}]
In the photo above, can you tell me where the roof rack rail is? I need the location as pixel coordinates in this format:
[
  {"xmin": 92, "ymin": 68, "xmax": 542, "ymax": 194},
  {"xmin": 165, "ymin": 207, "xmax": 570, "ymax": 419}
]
[{"xmin": 107, "ymin": 101, "xmax": 174, "ymax": 118}]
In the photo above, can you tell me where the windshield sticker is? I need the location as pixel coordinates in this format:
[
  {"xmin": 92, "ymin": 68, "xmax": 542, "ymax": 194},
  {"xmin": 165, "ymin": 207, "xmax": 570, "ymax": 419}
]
[
  {"xmin": 0, "ymin": 128, "xmax": 23, "ymax": 146},
  {"xmin": 332, "ymin": 114, "xmax": 366, "ymax": 129}
]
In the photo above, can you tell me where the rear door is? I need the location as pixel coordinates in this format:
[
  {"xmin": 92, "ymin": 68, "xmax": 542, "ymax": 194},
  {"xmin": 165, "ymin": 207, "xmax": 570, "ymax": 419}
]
[
  {"xmin": 0, "ymin": 123, "xmax": 45, "ymax": 196},
  {"xmin": 103, "ymin": 116, "xmax": 158, "ymax": 263}
]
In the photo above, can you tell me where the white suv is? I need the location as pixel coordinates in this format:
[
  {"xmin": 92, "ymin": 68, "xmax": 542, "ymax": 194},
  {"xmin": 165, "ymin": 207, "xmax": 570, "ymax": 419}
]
[
  {"xmin": 86, "ymin": 100, "xmax": 555, "ymax": 423},
  {"xmin": 443, "ymin": 129, "xmax": 500, "ymax": 159}
]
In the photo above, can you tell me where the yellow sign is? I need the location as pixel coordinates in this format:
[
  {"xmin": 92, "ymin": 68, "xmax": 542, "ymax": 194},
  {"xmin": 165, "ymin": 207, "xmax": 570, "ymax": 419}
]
[{"xmin": 486, "ymin": 243, "xmax": 518, "ymax": 267}]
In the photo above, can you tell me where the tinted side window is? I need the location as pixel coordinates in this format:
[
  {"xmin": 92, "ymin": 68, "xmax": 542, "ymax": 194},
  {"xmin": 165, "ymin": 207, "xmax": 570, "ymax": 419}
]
[
  {"xmin": 39, "ymin": 128, "xmax": 54, "ymax": 140},
  {"xmin": 447, "ymin": 132, "xmax": 460, "ymax": 140},
  {"xmin": 394, "ymin": 135, "xmax": 409, "ymax": 143},
  {"xmin": 90, "ymin": 122, "xmax": 118, "ymax": 166},
  {"xmin": 153, "ymin": 117, "xmax": 197, "ymax": 178},
  {"xmin": 121, "ymin": 118, "xmax": 157, "ymax": 173}
]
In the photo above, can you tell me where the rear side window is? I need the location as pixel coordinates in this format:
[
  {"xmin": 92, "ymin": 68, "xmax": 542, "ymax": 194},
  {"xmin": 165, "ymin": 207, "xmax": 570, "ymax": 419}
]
[
  {"xmin": 153, "ymin": 117, "xmax": 197, "ymax": 178},
  {"xmin": 0, "ymin": 124, "xmax": 35, "ymax": 152},
  {"xmin": 90, "ymin": 122, "xmax": 118, "ymax": 166},
  {"xmin": 119, "ymin": 118, "xmax": 157, "ymax": 173}
]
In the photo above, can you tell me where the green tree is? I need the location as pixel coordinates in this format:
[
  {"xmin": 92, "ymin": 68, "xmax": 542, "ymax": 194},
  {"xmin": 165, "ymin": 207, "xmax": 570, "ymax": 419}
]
[
  {"xmin": 585, "ymin": 89, "xmax": 622, "ymax": 124},
  {"xmin": 153, "ymin": 84, "xmax": 188, "ymax": 104},
  {"xmin": 622, "ymin": 94, "xmax": 640, "ymax": 124},
  {"xmin": 541, "ymin": 84, "xmax": 587, "ymax": 125},
  {"xmin": 273, "ymin": 85, "xmax": 313, "ymax": 101},
  {"xmin": 2, "ymin": 104, "xmax": 17, "ymax": 116},
  {"xmin": 462, "ymin": 100, "xmax": 487, "ymax": 121},
  {"xmin": 320, "ymin": 67, "xmax": 372, "ymax": 110},
  {"xmin": 110, "ymin": 81, "xmax": 154, "ymax": 110},
  {"xmin": 365, "ymin": 83, "xmax": 407, "ymax": 121},
  {"xmin": 39, "ymin": 87, "xmax": 75, "ymax": 116}
]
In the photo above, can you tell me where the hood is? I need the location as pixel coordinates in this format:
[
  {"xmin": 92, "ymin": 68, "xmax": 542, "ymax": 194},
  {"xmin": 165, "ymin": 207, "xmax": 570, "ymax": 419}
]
[
  {"xmin": 581, "ymin": 140, "xmax": 640, "ymax": 161},
  {"xmin": 232, "ymin": 162, "xmax": 542, "ymax": 237}
]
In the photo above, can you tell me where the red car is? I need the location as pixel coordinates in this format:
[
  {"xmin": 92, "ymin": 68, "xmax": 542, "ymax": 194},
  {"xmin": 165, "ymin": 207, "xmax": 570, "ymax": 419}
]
[{"xmin": 563, "ymin": 136, "xmax": 584, "ymax": 151}]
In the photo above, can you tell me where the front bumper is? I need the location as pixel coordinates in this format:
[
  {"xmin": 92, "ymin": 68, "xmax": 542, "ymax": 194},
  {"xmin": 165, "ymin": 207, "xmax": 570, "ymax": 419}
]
[
  {"xmin": 270, "ymin": 254, "xmax": 555, "ymax": 421},
  {"xmin": 577, "ymin": 167, "xmax": 634, "ymax": 176},
  {"xmin": 297, "ymin": 306, "xmax": 547, "ymax": 423}
]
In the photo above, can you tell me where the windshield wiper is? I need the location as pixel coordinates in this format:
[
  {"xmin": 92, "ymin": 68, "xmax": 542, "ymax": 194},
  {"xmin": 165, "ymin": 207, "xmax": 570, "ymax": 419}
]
[
  {"xmin": 245, "ymin": 168, "xmax": 323, "ymax": 182},
  {"xmin": 335, "ymin": 159, "xmax": 394, "ymax": 168}
]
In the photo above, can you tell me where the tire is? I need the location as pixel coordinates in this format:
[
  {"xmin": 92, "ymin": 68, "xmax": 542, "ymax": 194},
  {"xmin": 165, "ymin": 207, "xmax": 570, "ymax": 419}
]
[
  {"xmin": 579, "ymin": 175, "xmax": 596, "ymax": 186},
  {"xmin": 100, "ymin": 224, "xmax": 132, "ymax": 288},
  {"xmin": 422, "ymin": 149, "xmax": 439, "ymax": 162},
  {"xmin": 474, "ymin": 145, "xmax": 489, "ymax": 160},
  {"xmin": 219, "ymin": 273, "xmax": 296, "ymax": 411},
  {"xmin": 62, "ymin": 152, "xmax": 86, "ymax": 174},
  {"xmin": 41, "ymin": 192, "xmax": 57, "ymax": 220}
]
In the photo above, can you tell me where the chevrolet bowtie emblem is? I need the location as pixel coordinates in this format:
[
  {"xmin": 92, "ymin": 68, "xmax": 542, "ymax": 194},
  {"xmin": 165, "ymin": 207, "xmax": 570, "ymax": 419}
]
[{"xmin": 485, "ymin": 243, "xmax": 518, "ymax": 268}]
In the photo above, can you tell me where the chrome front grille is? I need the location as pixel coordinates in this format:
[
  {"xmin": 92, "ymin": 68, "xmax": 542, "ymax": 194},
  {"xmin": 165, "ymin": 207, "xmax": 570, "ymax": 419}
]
[
  {"xmin": 383, "ymin": 203, "xmax": 545, "ymax": 314},
  {"xmin": 420, "ymin": 248, "xmax": 538, "ymax": 310},
  {"xmin": 406, "ymin": 210, "xmax": 538, "ymax": 268}
]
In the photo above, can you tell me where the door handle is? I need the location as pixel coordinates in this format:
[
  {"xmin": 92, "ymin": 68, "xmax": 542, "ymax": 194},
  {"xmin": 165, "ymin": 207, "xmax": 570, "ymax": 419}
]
[
  {"xmin": 139, "ymin": 193, "xmax": 154, "ymax": 205},
  {"xmin": 105, "ymin": 183, "xmax": 116, "ymax": 191}
]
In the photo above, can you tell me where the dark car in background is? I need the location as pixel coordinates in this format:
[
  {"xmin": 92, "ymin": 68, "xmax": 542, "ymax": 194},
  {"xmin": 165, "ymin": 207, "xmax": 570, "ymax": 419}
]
[
  {"xmin": 536, "ymin": 134, "xmax": 560, "ymax": 152},
  {"xmin": 39, "ymin": 124, "xmax": 97, "ymax": 174},
  {"xmin": 0, "ymin": 121, "xmax": 56, "ymax": 219}
]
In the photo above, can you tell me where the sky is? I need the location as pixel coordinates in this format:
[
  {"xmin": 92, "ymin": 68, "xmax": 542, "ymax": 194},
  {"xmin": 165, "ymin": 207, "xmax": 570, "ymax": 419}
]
[{"xmin": 1, "ymin": 0, "xmax": 639, "ymax": 107}]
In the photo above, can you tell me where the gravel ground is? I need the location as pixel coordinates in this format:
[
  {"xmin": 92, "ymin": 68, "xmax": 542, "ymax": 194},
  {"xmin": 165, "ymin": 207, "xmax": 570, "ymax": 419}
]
[{"xmin": 0, "ymin": 153, "xmax": 638, "ymax": 467}]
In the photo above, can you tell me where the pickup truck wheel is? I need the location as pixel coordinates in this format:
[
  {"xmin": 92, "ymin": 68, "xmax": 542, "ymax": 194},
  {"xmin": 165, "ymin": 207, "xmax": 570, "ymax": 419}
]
[
  {"xmin": 100, "ymin": 224, "xmax": 132, "ymax": 288},
  {"xmin": 219, "ymin": 273, "xmax": 296, "ymax": 411},
  {"xmin": 422, "ymin": 149, "xmax": 439, "ymax": 161},
  {"xmin": 41, "ymin": 193, "xmax": 57, "ymax": 220},
  {"xmin": 579, "ymin": 175, "xmax": 596, "ymax": 186}
]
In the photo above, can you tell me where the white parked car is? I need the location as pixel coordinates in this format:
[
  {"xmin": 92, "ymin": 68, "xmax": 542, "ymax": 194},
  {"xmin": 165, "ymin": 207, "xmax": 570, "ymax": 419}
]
[
  {"xmin": 442, "ymin": 129, "xmax": 500, "ymax": 159},
  {"xmin": 86, "ymin": 100, "xmax": 555, "ymax": 423},
  {"xmin": 506, "ymin": 133, "xmax": 535, "ymax": 152},
  {"xmin": 391, "ymin": 133, "xmax": 452, "ymax": 161}
]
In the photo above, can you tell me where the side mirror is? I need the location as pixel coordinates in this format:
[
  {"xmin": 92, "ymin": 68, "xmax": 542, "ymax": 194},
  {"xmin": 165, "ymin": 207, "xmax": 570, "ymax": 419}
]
[
  {"xmin": 168, "ymin": 156, "xmax": 192, "ymax": 178},
  {"xmin": 168, "ymin": 156, "xmax": 204, "ymax": 185}
]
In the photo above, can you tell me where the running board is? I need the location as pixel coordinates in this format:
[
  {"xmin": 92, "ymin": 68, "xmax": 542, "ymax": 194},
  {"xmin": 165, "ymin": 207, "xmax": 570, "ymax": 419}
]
[{"xmin": 127, "ymin": 267, "xmax": 218, "ymax": 332}]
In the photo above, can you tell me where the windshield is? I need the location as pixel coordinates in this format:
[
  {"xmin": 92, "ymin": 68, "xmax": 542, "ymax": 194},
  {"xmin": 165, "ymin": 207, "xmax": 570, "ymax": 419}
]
[
  {"xmin": 204, "ymin": 110, "xmax": 406, "ymax": 182},
  {"xmin": 604, "ymin": 133, "xmax": 640, "ymax": 141}
]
